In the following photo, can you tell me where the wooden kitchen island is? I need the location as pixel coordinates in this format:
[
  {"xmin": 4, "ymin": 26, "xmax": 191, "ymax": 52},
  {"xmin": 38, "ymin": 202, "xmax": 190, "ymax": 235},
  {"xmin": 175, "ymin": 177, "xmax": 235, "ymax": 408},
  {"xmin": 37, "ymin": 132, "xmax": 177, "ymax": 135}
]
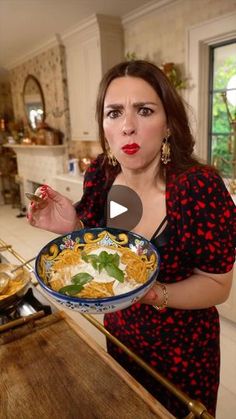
[
  {"xmin": 0, "ymin": 238, "xmax": 215, "ymax": 419},
  {"xmin": 0, "ymin": 310, "xmax": 174, "ymax": 419}
]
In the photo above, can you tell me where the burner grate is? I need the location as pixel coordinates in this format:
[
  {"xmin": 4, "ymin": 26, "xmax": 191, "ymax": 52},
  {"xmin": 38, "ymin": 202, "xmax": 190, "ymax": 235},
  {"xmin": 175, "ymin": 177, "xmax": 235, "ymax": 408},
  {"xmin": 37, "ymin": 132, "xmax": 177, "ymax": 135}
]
[{"xmin": 0, "ymin": 288, "xmax": 52, "ymax": 328}]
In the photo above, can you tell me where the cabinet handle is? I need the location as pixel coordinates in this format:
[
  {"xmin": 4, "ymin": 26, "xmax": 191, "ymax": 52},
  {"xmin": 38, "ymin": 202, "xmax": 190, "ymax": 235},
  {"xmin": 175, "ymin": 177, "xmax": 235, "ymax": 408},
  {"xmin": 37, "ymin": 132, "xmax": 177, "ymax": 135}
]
[
  {"xmin": 83, "ymin": 131, "xmax": 89, "ymax": 135},
  {"xmin": 66, "ymin": 186, "xmax": 70, "ymax": 192}
]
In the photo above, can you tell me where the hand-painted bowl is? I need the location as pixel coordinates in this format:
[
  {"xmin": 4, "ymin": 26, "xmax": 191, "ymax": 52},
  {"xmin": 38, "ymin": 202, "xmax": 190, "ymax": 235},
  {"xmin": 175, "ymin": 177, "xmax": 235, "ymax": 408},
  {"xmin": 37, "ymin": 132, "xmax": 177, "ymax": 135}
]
[{"xmin": 35, "ymin": 227, "xmax": 160, "ymax": 314}]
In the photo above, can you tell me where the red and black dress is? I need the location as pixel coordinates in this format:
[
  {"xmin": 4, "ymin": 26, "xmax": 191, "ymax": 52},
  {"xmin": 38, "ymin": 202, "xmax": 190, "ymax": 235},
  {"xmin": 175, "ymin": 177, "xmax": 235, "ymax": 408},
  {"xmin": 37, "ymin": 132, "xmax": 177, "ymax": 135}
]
[{"xmin": 75, "ymin": 154, "xmax": 235, "ymax": 417}]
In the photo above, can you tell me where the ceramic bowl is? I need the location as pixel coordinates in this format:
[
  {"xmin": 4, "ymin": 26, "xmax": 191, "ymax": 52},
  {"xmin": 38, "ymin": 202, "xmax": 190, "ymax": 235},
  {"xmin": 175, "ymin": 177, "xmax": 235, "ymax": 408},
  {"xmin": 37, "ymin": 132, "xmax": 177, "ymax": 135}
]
[{"xmin": 35, "ymin": 227, "xmax": 160, "ymax": 314}]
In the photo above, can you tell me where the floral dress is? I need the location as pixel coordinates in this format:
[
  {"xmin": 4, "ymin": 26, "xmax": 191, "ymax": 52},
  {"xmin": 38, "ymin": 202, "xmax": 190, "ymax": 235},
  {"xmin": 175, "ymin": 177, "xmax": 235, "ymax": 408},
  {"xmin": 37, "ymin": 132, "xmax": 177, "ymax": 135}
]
[{"xmin": 75, "ymin": 154, "xmax": 235, "ymax": 417}]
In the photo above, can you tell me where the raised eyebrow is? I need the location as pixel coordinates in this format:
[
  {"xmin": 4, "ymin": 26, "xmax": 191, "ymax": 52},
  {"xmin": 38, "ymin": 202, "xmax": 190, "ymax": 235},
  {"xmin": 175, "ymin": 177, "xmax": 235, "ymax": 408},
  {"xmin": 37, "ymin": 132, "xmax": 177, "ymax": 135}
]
[
  {"xmin": 133, "ymin": 102, "xmax": 158, "ymax": 108},
  {"xmin": 104, "ymin": 102, "xmax": 158, "ymax": 110},
  {"xmin": 104, "ymin": 104, "xmax": 123, "ymax": 110}
]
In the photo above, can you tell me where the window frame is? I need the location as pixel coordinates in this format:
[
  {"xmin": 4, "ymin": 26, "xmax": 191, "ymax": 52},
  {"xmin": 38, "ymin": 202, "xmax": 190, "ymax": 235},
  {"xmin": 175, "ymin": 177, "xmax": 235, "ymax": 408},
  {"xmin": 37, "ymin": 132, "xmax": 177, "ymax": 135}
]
[{"xmin": 208, "ymin": 39, "xmax": 236, "ymax": 168}]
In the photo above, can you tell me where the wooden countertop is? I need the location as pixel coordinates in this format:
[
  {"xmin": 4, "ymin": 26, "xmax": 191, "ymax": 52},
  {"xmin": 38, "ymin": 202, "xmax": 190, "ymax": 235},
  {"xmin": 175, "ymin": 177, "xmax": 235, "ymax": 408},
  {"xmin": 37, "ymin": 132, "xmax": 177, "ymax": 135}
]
[{"xmin": 0, "ymin": 311, "xmax": 174, "ymax": 419}]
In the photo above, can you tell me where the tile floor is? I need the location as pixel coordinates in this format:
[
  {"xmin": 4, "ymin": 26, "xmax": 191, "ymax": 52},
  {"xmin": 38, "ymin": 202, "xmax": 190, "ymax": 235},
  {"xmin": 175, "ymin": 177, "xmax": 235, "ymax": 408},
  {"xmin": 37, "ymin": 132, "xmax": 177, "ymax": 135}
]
[{"xmin": 0, "ymin": 204, "xmax": 235, "ymax": 418}]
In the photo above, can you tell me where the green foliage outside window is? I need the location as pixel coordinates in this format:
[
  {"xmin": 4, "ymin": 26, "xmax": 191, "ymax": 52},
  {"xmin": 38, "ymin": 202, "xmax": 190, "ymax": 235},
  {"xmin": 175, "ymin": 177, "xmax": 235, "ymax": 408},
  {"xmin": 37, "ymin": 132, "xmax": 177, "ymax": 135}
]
[{"xmin": 211, "ymin": 56, "xmax": 236, "ymax": 177}]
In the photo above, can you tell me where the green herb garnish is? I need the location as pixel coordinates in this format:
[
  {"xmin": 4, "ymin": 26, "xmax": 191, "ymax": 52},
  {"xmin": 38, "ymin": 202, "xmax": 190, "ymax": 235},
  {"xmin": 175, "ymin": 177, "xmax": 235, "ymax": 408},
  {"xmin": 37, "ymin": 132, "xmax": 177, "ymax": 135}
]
[
  {"xmin": 71, "ymin": 272, "xmax": 93, "ymax": 285},
  {"xmin": 59, "ymin": 272, "xmax": 93, "ymax": 296},
  {"xmin": 59, "ymin": 284, "xmax": 84, "ymax": 296},
  {"xmin": 82, "ymin": 250, "xmax": 124, "ymax": 283},
  {"xmin": 105, "ymin": 263, "xmax": 124, "ymax": 283}
]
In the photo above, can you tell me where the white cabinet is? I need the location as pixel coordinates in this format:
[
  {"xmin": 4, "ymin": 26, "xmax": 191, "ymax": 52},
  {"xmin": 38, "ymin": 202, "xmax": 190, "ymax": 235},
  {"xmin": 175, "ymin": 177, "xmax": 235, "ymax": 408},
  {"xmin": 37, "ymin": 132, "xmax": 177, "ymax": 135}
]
[
  {"xmin": 54, "ymin": 174, "xmax": 84, "ymax": 203},
  {"xmin": 63, "ymin": 15, "xmax": 124, "ymax": 141}
]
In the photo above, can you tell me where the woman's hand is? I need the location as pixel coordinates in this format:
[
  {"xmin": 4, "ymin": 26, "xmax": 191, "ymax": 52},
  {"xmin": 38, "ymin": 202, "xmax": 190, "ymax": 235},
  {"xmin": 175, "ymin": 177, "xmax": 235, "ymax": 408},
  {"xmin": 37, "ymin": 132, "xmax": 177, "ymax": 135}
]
[
  {"xmin": 140, "ymin": 268, "xmax": 233, "ymax": 310},
  {"xmin": 27, "ymin": 185, "xmax": 80, "ymax": 234},
  {"xmin": 139, "ymin": 282, "xmax": 166, "ymax": 306}
]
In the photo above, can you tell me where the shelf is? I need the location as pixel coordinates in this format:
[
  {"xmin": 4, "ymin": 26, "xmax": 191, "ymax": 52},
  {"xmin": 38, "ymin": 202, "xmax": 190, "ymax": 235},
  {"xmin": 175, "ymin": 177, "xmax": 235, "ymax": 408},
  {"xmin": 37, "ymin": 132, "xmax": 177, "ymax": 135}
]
[{"xmin": 3, "ymin": 144, "xmax": 67, "ymax": 150}]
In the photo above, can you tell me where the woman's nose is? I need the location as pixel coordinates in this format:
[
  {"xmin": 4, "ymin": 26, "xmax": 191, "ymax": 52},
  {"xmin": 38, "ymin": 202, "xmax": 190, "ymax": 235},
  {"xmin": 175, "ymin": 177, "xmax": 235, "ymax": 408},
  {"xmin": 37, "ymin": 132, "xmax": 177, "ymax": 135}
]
[{"xmin": 122, "ymin": 112, "xmax": 136, "ymax": 135}]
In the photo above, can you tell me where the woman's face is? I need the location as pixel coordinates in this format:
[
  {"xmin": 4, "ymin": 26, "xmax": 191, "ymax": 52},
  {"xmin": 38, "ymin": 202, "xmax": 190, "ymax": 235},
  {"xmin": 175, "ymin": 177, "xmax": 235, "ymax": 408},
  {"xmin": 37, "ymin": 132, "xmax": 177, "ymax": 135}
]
[{"xmin": 103, "ymin": 76, "xmax": 168, "ymax": 171}]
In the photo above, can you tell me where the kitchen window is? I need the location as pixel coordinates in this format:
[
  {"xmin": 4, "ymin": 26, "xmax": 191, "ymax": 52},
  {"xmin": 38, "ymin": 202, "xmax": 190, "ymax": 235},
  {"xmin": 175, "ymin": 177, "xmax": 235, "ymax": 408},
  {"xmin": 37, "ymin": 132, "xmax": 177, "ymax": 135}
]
[{"xmin": 208, "ymin": 41, "xmax": 236, "ymax": 178}]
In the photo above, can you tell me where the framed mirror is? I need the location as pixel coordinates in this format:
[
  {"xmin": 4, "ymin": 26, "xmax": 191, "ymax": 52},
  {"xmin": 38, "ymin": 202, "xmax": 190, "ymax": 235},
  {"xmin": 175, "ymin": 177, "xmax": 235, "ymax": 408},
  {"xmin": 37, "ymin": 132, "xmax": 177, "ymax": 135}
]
[{"xmin": 23, "ymin": 75, "xmax": 45, "ymax": 130}]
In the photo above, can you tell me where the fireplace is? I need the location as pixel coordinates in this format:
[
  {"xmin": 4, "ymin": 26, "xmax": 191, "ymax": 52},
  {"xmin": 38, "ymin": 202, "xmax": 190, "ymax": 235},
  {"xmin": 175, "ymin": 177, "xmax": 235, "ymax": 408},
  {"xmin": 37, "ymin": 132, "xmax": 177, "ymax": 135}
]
[{"xmin": 3, "ymin": 144, "xmax": 68, "ymax": 207}]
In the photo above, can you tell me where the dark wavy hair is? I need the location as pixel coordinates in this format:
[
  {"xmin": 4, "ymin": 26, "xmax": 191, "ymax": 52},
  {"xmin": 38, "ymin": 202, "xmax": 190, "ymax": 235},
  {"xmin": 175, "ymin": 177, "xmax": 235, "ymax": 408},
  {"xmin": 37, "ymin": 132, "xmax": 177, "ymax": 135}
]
[{"xmin": 96, "ymin": 60, "xmax": 201, "ymax": 180}]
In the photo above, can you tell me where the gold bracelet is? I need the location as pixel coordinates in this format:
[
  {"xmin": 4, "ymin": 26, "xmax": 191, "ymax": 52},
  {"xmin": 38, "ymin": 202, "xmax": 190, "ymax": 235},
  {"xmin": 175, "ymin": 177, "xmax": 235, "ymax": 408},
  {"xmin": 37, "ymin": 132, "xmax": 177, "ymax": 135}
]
[
  {"xmin": 79, "ymin": 219, "xmax": 84, "ymax": 229},
  {"xmin": 75, "ymin": 219, "xmax": 84, "ymax": 230},
  {"xmin": 153, "ymin": 282, "xmax": 168, "ymax": 311}
]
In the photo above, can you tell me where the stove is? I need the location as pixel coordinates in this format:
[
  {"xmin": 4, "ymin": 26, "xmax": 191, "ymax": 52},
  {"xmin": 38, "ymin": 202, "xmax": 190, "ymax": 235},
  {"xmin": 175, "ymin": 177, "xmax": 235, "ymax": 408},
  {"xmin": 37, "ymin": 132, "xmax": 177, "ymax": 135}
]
[
  {"xmin": 0, "ymin": 285, "xmax": 56, "ymax": 332},
  {"xmin": 0, "ymin": 242, "xmax": 58, "ymax": 332}
]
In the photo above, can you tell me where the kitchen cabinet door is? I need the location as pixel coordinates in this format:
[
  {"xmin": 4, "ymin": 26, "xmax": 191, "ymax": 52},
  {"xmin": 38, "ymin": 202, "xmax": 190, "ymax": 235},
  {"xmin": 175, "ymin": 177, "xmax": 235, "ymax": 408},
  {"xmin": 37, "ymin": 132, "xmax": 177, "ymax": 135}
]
[
  {"xmin": 66, "ymin": 35, "xmax": 101, "ymax": 141},
  {"xmin": 54, "ymin": 174, "xmax": 83, "ymax": 203},
  {"xmin": 64, "ymin": 15, "xmax": 124, "ymax": 142}
]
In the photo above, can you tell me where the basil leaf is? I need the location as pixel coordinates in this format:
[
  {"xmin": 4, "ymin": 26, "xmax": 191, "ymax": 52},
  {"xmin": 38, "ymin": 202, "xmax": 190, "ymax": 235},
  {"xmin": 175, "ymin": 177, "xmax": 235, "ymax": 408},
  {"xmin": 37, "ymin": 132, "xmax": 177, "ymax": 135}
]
[
  {"xmin": 99, "ymin": 251, "xmax": 109, "ymax": 264},
  {"xmin": 92, "ymin": 260, "xmax": 98, "ymax": 270},
  {"xmin": 71, "ymin": 272, "xmax": 93, "ymax": 285},
  {"xmin": 98, "ymin": 263, "xmax": 104, "ymax": 274},
  {"xmin": 59, "ymin": 284, "xmax": 84, "ymax": 296},
  {"xmin": 81, "ymin": 252, "xmax": 89, "ymax": 262},
  {"xmin": 111, "ymin": 253, "xmax": 120, "ymax": 267},
  {"xmin": 82, "ymin": 253, "xmax": 98, "ymax": 264},
  {"xmin": 105, "ymin": 263, "xmax": 124, "ymax": 283}
]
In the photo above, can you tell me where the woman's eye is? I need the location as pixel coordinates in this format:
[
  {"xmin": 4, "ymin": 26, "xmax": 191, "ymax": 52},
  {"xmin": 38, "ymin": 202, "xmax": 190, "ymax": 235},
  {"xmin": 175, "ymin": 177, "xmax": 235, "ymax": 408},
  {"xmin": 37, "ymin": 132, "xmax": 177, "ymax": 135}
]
[
  {"xmin": 139, "ymin": 107, "xmax": 153, "ymax": 116},
  {"xmin": 107, "ymin": 110, "xmax": 121, "ymax": 119}
]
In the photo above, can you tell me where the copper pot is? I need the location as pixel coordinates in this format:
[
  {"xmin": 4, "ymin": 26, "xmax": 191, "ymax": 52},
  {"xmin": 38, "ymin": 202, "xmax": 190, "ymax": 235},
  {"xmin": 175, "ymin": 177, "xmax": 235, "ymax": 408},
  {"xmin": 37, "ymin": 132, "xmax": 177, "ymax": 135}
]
[{"xmin": 0, "ymin": 263, "xmax": 31, "ymax": 311}]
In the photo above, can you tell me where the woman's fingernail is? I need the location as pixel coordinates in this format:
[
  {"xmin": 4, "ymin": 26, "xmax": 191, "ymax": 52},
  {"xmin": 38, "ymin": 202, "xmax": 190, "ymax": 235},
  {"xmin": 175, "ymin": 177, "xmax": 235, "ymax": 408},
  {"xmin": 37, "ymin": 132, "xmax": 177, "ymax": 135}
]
[{"xmin": 41, "ymin": 184, "xmax": 49, "ymax": 189}]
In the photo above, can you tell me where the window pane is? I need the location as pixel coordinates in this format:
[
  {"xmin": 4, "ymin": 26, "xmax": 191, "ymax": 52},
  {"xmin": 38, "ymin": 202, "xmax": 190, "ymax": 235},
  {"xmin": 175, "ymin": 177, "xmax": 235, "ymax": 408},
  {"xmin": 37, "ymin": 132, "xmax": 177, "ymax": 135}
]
[
  {"xmin": 212, "ymin": 92, "xmax": 231, "ymax": 133},
  {"xmin": 209, "ymin": 41, "xmax": 236, "ymax": 179},
  {"xmin": 213, "ymin": 44, "xmax": 236, "ymax": 89}
]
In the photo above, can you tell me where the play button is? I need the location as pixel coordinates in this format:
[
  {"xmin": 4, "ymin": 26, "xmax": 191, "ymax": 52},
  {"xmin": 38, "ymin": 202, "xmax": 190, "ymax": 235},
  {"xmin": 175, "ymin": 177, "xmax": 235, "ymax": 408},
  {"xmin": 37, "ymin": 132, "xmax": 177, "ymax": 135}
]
[
  {"xmin": 110, "ymin": 201, "xmax": 128, "ymax": 218},
  {"xmin": 106, "ymin": 185, "xmax": 143, "ymax": 231}
]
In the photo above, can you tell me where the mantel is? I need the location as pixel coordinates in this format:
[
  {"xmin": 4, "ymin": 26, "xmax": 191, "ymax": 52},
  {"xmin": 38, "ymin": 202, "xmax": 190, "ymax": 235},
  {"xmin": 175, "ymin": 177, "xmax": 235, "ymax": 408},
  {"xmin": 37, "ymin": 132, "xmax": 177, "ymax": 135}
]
[
  {"xmin": 3, "ymin": 144, "xmax": 67, "ymax": 150},
  {"xmin": 4, "ymin": 144, "xmax": 68, "ymax": 207},
  {"xmin": 3, "ymin": 144, "xmax": 68, "ymax": 158}
]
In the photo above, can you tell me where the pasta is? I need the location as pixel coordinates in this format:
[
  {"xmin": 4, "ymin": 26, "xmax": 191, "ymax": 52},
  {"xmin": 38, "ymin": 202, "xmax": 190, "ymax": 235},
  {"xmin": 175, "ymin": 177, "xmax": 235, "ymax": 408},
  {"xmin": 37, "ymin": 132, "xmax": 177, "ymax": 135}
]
[
  {"xmin": 46, "ymin": 243, "xmax": 157, "ymax": 299},
  {"xmin": 0, "ymin": 264, "xmax": 30, "ymax": 300}
]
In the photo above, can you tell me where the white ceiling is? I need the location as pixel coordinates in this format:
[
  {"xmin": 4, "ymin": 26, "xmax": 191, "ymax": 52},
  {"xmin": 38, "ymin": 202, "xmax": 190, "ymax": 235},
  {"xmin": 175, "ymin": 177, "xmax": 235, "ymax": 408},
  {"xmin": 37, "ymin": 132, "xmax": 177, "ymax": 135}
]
[{"xmin": 0, "ymin": 0, "xmax": 155, "ymax": 71}]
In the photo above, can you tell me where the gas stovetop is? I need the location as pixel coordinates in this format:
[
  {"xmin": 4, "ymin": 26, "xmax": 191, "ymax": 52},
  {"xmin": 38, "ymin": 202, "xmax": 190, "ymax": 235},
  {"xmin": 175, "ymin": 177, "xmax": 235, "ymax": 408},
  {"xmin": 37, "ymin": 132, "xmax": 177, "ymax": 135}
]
[
  {"xmin": 0, "ymin": 242, "xmax": 58, "ymax": 332},
  {"xmin": 0, "ymin": 285, "xmax": 57, "ymax": 333}
]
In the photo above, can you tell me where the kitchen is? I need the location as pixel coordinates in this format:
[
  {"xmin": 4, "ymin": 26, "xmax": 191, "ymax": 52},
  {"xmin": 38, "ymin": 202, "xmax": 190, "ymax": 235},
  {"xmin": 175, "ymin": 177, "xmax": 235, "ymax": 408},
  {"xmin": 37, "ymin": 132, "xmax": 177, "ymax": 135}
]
[{"xmin": 0, "ymin": 1, "xmax": 236, "ymax": 418}]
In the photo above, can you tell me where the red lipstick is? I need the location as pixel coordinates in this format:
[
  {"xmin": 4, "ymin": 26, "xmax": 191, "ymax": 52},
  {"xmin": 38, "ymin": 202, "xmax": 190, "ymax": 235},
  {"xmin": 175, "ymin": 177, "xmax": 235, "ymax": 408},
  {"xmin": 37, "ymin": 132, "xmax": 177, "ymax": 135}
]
[{"xmin": 122, "ymin": 143, "xmax": 140, "ymax": 155}]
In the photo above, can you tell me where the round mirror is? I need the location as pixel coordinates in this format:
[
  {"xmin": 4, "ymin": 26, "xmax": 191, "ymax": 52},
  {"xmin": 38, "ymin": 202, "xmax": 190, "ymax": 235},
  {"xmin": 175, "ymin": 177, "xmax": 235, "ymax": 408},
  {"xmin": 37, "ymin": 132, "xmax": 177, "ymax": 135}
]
[{"xmin": 23, "ymin": 75, "xmax": 45, "ymax": 130}]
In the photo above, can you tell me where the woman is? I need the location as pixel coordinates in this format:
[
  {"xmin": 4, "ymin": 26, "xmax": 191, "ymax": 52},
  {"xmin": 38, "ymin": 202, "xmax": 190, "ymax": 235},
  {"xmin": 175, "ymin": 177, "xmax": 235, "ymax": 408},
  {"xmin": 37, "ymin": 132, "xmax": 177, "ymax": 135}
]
[{"xmin": 28, "ymin": 60, "xmax": 235, "ymax": 416}]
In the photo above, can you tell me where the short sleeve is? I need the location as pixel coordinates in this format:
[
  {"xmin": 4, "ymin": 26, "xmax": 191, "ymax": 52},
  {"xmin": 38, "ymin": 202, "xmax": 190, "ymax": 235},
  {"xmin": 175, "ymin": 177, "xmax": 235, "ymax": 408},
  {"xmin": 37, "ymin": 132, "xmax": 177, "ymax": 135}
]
[
  {"xmin": 74, "ymin": 155, "xmax": 108, "ymax": 227},
  {"xmin": 170, "ymin": 168, "xmax": 235, "ymax": 274}
]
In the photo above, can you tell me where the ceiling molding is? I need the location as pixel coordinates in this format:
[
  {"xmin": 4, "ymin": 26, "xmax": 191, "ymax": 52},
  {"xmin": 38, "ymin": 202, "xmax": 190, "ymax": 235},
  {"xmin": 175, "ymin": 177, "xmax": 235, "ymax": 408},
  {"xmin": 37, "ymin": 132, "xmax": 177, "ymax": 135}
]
[
  {"xmin": 6, "ymin": 35, "xmax": 61, "ymax": 70},
  {"xmin": 61, "ymin": 14, "xmax": 98, "ymax": 41},
  {"xmin": 122, "ymin": 0, "xmax": 177, "ymax": 25},
  {"xmin": 62, "ymin": 14, "xmax": 122, "ymax": 41}
]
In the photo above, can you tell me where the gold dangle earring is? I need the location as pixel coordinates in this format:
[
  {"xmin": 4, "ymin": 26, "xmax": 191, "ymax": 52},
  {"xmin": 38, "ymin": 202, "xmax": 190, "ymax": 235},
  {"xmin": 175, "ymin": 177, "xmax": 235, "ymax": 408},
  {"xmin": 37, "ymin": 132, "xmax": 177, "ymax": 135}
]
[
  {"xmin": 161, "ymin": 130, "xmax": 171, "ymax": 165},
  {"xmin": 105, "ymin": 142, "xmax": 118, "ymax": 167}
]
